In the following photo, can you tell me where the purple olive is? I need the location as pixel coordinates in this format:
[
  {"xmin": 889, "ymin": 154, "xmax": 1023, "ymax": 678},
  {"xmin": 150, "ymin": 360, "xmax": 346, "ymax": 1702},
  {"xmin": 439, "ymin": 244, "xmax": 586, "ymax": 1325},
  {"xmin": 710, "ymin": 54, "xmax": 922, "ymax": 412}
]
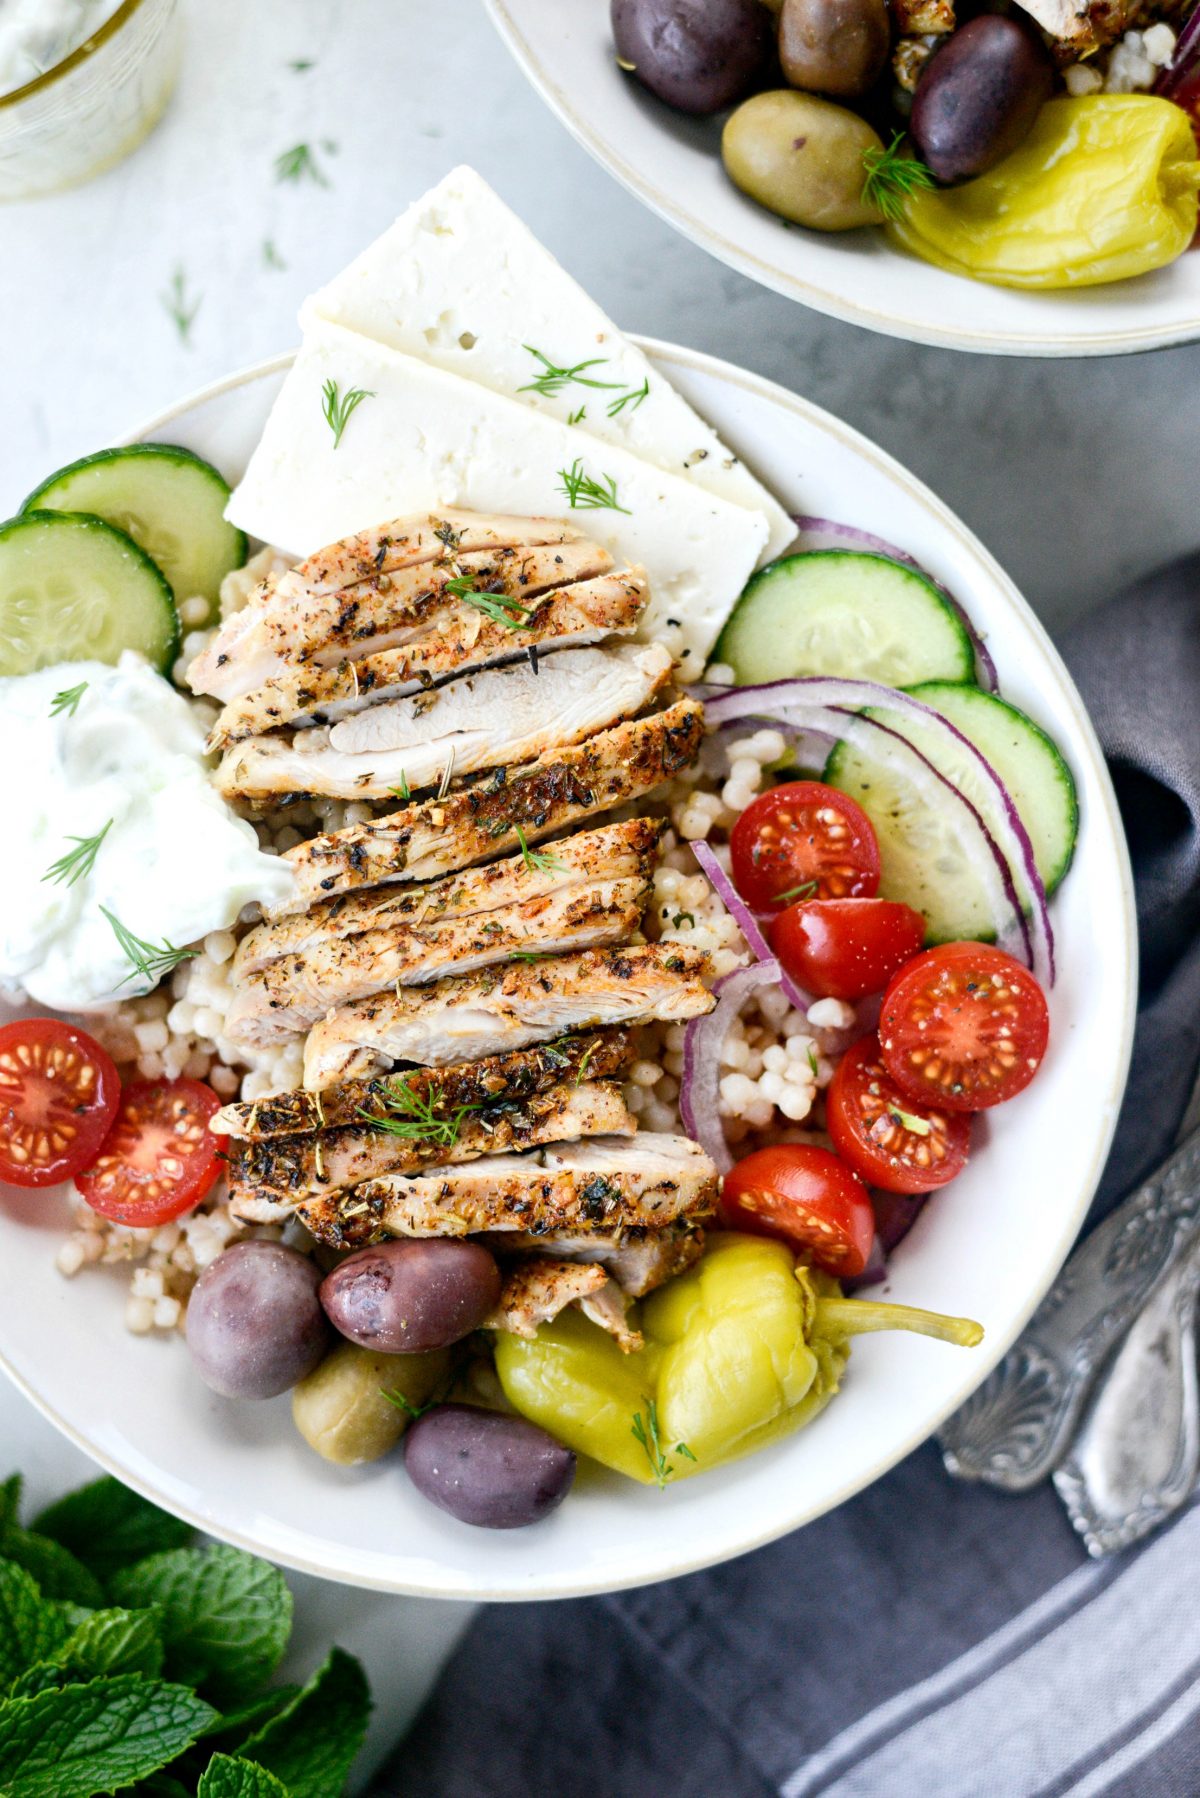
[
  {"xmin": 910, "ymin": 16, "xmax": 1054, "ymax": 186},
  {"xmin": 319, "ymin": 1240, "xmax": 501, "ymax": 1354},
  {"xmin": 778, "ymin": 0, "xmax": 889, "ymax": 99},
  {"xmin": 612, "ymin": 0, "xmax": 773, "ymax": 115},
  {"xmin": 404, "ymin": 1405, "xmax": 576, "ymax": 1528},
  {"xmin": 186, "ymin": 1241, "xmax": 331, "ymax": 1400}
]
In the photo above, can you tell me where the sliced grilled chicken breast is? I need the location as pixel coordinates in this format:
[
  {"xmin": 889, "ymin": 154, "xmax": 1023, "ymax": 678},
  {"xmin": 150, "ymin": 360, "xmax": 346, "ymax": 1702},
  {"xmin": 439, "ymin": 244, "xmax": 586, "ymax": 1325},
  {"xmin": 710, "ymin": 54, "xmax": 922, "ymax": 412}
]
[
  {"xmin": 576, "ymin": 1280, "xmax": 644, "ymax": 1352},
  {"xmin": 226, "ymin": 876, "xmax": 650, "ymax": 1047},
  {"xmin": 188, "ymin": 511, "xmax": 589, "ymax": 702},
  {"xmin": 227, "ymin": 1080, "xmax": 634, "ymax": 1221},
  {"xmin": 483, "ymin": 1258, "xmax": 610, "ymax": 1340},
  {"xmin": 214, "ymin": 641, "xmax": 673, "ymax": 804},
  {"xmin": 235, "ymin": 818, "xmax": 661, "ymax": 978},
  {"xmin": 271, "ymin": 699, "xmax": 704, "ymax": 918},
  {"xmin": 206, "ymin": 566, "xmax": 646, "ymax": 750},
  {"xmin": 301, "ymin": 943, "xmax": 713, "ymax": 1089},
  {"xmin": 295, "ymin": 1132, "xmax": 718, "ymax": 1243},
  {"xmin": 486, "ymin": 1218, "xmax": 706, "ymax": 1297},
  {"xmin": 211, "ymin": 1028, "xmax": 634, "ymax": 1140}
]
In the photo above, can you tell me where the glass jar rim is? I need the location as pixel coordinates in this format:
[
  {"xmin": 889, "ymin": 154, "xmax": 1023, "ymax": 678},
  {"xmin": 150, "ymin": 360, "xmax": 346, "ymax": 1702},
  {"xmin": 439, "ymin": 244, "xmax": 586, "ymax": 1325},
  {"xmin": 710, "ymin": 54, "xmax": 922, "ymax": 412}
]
[{"xmin": 0, "ymin": 0, "xmax": 150, "ymax": 110}]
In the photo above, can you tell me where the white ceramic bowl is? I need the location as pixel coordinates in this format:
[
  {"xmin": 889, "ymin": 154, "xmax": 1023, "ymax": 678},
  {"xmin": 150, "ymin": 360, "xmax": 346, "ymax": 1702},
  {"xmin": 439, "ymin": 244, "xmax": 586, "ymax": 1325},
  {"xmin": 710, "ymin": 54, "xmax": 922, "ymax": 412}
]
[
  {"xmin": 0, "ymin": 342, "xmax": 1135, "ymax": 1598},
  {"xmin": 485, "ymin": 0, "xmax": 1200, "ymax": 358}
]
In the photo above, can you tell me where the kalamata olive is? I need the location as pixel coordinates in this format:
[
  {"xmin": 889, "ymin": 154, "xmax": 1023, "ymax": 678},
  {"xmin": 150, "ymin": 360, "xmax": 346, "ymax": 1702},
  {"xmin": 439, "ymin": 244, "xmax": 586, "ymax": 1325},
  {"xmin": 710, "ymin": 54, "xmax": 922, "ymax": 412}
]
[
  {"xmin": 778, "ymin": 0, "xmax": 889, "ymax": 99},
  {"xmin": 404, "ymin": 1404, "xmax": 576, "ymax": 1529},
  {"xmin": 611, "ymin": 0, "xmax": 772, "ymax": 115},
  {"xmin": 186, "ymin": 1240, "xmax": 331, "ymax": 1400},
  {"xmin": 910, "ymin": 16, "xmax": 1054, "ymax": 185},
  {"xmin": 723, "ymin": 90, "xmax": 884, "ymax": 230},
  {"xmin": 291, "ymin": 1341, "xmax": 451, "ymax": 1465},
  {"xmin": 319, "ymin": 1239, "xmax": 501, "ymax": 1355}
]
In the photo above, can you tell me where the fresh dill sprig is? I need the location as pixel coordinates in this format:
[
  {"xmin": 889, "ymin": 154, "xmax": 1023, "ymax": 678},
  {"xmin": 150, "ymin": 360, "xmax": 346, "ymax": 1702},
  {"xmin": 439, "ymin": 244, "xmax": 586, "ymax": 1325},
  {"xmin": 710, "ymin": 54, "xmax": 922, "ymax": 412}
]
[
  {"xmin": 607, "ymin": 377, "xmax": 649, "ymax": 418},
  {"xmin": 861, "ymin": 134, "xmax": 936, "ymax": 222},
  {"xmin": 101, "ymin": 908, "xmax": 198, "ymax": 988},
  {"xmin": 519, "ymin": 346, "xmax": 621, "ymax": 398},
  {"xmin": 514, "ymin": 824, "xmax": 565, "ymax": 873},
  {"xmin": 567, "ymin": 404, "xmax": 587, "ymax": 426},
  {"xmin": 274, "ymin": 141, "xmax": 330, "ymax": 186},
  {"xmin": 42, "ymin": 819, "xmax": 112, "ymax": 889},
  {"xmin": 50, "ymin": 681, "xmax": 88, "ymax": 718},
  {"xmin": 288, "ymin": 56, "xmax": 314, "ymax": 71},
  {"xmin": 381, "ymin": 1386, "xmax": 434, "ymax": 1421},
  {"xmin": 389, "ymin": 771, "xmax": 412, "ymax": 802},
  {"xmin": 445, "ymin": 573, "xmax": 533, "ymax": 631},
  {"xmin": 321, "ymin": 378, "xmax": 374, "ymax": 449},
  {"xmin": 631, "ymin": 1399, "xmax": 695, "ymax": 1488},
  {"xmin": 775, "ymin": 879, "xmax": 819, "ymax": 904},
  {"xmin": 511, "ymin": 950, "xmax": 552, "ymax": 963},
  {"xmin": 262, "ymin": 238, "xmax": 287, "ymax": 270},
  {"xmin": 555, "ymin": 459, "xmax": 630, "ymax": 515},
  {"xmin": 574, "ymin": 1042, "xmax": 596, "ymax": 1086},
  {"xmin": 357, "ymin": 1076, "xmax": 481, "ymax": 1147},
  {"xmin": 808, "ymin": 1045, "xmax": 819, "ymax": 1079},
  {"xmin": 161, "ymin": 265, "xmax": 201, "ymax": 344},
  {"xmin": 891, "ymin": 1106, "xmax": 932, "ymax": 1137}
]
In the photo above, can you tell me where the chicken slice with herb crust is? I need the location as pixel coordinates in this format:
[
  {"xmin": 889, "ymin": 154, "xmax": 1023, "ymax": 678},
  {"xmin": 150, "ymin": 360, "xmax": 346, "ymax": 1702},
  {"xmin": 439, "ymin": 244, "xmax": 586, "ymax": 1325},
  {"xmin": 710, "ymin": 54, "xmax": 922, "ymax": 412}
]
[
  {"xmin": 486, "ymin": 1218, "xmax": 706, "ymax": 1298},
  {"xmin": 301, "ymin": 943, "xmax": 714, "ymax": 1090},
  {"xmin": 483, "ymin": 1258, "xmax": 611, "ymax": 1340},
  {"xmin": 271, "ymin": 699, "xmax": 704, "ymax": 918},
  {"xmin": 214, "ymin": 641, "xmax": 673, "ymax": 805}
]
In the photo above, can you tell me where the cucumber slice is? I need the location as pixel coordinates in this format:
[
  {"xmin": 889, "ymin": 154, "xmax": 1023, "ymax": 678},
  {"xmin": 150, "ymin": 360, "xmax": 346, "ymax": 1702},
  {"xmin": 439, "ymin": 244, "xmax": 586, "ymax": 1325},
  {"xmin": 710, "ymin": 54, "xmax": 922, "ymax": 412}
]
[
  {"xmin": 0, "ymin": 511, "xmax": 180, "ymax": 678},
  {"xmin": 823, "ymin": 685, "xmax": 1077, "ymax": 943},
  {"xmin": 907, "ymin": 682, "xmax": 1078, "ymax": 894},
  {"xmin": 713, "ymin": 551, "xmax": 977, "ymax": 689},
  {"xmin": 22, "ymin": 444, "xmax": 246, "ymax": 623}
]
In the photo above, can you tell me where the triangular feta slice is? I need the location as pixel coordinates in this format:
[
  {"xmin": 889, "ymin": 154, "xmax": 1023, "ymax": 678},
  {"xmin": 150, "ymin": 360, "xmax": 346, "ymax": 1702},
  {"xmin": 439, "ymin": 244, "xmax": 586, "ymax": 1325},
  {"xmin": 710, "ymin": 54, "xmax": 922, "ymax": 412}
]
[{"xmin": 304, "ymin": 165, "xmax": 793, "ymax": 563}]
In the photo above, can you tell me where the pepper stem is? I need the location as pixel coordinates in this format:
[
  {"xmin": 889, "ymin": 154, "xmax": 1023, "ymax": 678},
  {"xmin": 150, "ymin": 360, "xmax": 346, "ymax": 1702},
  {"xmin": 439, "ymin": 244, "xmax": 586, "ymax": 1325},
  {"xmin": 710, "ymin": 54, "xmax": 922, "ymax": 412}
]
[
  {"xmin": 1164, "ymin": 160, "xmax": 1200, "ymax": 202},
  {"xmin": 814, "ymin": 1297, "xmax": 984, "ymax": 1348}
]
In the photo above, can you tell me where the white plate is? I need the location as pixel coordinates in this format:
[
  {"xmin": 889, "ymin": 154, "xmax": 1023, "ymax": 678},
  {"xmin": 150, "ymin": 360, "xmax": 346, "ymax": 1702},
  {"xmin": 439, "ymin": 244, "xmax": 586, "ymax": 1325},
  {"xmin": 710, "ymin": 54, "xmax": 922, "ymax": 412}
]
[
  {"xmin": 0, "ymin": 342, "xmax": 1136, "ymax": 1598},
  {"xmin": 485, "ymin": 0, "xmax": 1200, "ymax": 358}
]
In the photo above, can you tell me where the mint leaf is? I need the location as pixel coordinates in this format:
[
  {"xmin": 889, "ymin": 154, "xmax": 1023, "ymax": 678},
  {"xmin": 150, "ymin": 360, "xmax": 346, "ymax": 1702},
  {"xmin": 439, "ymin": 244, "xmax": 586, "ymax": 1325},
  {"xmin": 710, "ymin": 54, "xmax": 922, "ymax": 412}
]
[
  {"xmin": 33, "ymin": 1477, "xmax": 192, "ymax": 1586},
  {"xmin": 0, "ymin": 1474, "xmax": 21, "ymax": 1532},
  {"xmin": 241, "ymin": 1648, "xmax": 370, "ymax": 1798},
  {"xmin": 0, "ymin": 1561, "xmax": 71, "ymax": 1689},
  {"xmin": 111, "ymin": 1546, "xmax": 292, "ymax": 1703},
  {"xmin": 0, "ymin": 1675, "xmax": 217, "ymax": 1797},
  {"xmin": 0, "ymin": 1529, "xmax": 104, "ymax": 1608},
  {"xmin": 57, "ymin": 1605, "xmax": 164, "ymax": 1678},
  {"xmin": 198, "ymin": 1752, "xmax": 292, "ymax": 1797},
  {"xmin": 7, "ymin": 1666, "xmax": 66, "ymax": 1702},
  {"xmin": 201, "ymin": 1685, "xmax": 302, "ymax": 1751}
]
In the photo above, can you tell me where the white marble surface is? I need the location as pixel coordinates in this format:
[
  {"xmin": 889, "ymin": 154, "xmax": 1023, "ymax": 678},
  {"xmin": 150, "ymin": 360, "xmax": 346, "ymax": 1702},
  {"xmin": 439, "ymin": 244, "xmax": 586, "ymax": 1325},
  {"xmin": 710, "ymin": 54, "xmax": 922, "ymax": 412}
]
[{"xmin": 0, "ymin": 0, "xmax": 1196, "ymax": 1775}]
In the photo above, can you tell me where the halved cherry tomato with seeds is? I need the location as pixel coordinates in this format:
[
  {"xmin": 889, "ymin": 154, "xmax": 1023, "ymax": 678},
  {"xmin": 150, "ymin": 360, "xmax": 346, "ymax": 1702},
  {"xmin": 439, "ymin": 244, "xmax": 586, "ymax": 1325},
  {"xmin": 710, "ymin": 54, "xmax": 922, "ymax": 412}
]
[
  {"xmin": 720, "ymin": 1143, "xmax": 876, "ymax": 1276},
  {"xmin": 76, "ymin": 1078, "xmax": 225, "ymax": 1227},
  {"xmin": 0, "ymin": 1019, "xmax": 120, "ymax": 1189},
  {"xmin": 772, "ymin": 898, "xmax": 927, "ymax": 1000},
  {"xmin": 827, "ymin": 1035, "xmax": 971, "ymax": 1195},
  {"xmin": 729, "ymin": 781, "xmax": 881, "ymax": 913},
  {"xmin": 879, "ymin": 943, "xmax": 1049, "ymax": 1112}
]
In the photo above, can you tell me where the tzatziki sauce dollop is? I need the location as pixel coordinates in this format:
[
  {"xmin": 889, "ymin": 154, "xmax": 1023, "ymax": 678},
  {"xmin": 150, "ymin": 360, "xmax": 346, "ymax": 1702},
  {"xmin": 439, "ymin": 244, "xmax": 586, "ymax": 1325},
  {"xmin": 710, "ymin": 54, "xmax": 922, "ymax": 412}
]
[
  {"xmin": 0, "ymin": 0, "xmax": 122, "ymax": 98},
  {"xmin": 1, "ymin": 656, "xmax": 296, "ymax": 1012}
]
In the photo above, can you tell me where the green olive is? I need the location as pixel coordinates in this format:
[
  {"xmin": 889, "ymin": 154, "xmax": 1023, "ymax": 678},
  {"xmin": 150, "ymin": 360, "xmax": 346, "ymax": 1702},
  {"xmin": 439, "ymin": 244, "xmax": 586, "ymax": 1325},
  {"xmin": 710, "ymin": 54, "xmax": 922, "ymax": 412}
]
[
  {"xmin": 291, "ymin": 1340, "xmax": 451, "ymax": 1466},
  {"xmin": 722, "ymin": 90, "xmax": 885, "ymax": 231}
]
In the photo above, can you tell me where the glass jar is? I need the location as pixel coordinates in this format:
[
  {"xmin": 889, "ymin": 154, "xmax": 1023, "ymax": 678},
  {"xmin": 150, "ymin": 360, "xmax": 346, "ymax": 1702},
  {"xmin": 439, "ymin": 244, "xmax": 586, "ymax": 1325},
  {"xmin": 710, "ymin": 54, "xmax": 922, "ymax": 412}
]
[{"xmin": 0, "ymin": 0, "xmax": 183, "ymax": 202}]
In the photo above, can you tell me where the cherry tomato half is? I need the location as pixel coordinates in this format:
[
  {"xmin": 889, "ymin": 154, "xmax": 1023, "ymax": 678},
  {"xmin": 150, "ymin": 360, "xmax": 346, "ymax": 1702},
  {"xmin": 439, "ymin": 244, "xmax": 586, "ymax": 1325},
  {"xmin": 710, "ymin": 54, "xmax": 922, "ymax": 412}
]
[
  {"xmin": 827, "ymin": 1035, "xmax": 971, "ymax": 1195},
  {"xmin": 879, "ymin": 942, "xmax": 1050, "ymax": 1112},
  {"xmin": 772, "ymin": 898, "xmax": 927, "ymax": 1001},
  {"xmin": 729, "ymin": 781, "xmax": 881, "ymax": 912},
  {"xmin": 0, "ymin": 1018, "xmax": 121, "ymax": 1189},
  {"xmin": 76, "ymin": 1078, "xmax": 225, "ymax": 1227},
  {"xmin": 720, "ymin": 1143, "xmax": 876, "ymax": 1277}
]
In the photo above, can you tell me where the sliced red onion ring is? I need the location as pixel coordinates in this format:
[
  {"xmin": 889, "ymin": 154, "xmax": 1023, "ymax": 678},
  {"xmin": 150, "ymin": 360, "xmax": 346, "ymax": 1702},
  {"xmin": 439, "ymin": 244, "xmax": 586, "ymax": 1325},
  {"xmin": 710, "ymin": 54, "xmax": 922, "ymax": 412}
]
[
  {"xmin": 1155, "ymin": 7, "xmax": 1200, "ymax": 104},
  {"xmin": 680, "ymin": 959, "xmax": 782, "ymax": 1176},
  {"xmin": 689, "ymin": 840, "xmax": 814, "ymax": 1014},
  {"xmin": 792, "ymin": 516, "xmax": 999, "ymax": 693},
  {"xmin": 702, "ymin": 676, "xmax": 1054, "ymax": 984}
]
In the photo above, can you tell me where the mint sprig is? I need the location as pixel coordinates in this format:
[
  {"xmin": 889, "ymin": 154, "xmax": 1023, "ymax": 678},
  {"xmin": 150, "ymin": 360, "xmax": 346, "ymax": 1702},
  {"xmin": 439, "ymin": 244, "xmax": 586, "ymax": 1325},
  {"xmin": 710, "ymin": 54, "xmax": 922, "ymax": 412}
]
[
  {"xmin": 0, "ymin": 1674, "xmax": 218, "ymax": 1797},
  {"xmin": 33, "ymin": 1474, "xmax": 193, "ymax": 1584},
  {"xmin": 199, "ymin": 1752, "xmax": 293, "ymax": 1796},
  {"xmin": 111, "ymin": 1545, "xmax": 292, "ymax": 1704},
  {"xmin": 239, "ymin": 1648, "xmax": 371, "ymax": 1798}
]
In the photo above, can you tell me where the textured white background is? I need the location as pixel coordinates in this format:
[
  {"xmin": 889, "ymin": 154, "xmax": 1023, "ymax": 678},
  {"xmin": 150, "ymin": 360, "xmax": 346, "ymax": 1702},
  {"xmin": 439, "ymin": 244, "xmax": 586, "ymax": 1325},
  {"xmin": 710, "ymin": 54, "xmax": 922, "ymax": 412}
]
[{"xmin": 1, "ymin": 0, "xmax": 1196, "ymax": 1778}]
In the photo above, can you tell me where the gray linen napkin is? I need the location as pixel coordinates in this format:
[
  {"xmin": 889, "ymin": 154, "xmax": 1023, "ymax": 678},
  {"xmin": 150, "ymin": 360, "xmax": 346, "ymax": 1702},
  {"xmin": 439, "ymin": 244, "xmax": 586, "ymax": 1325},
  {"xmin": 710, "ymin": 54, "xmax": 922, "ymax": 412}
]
[{"xmin": 381, "ymin": 557, "xmax": 1200, "ymax": 1798}]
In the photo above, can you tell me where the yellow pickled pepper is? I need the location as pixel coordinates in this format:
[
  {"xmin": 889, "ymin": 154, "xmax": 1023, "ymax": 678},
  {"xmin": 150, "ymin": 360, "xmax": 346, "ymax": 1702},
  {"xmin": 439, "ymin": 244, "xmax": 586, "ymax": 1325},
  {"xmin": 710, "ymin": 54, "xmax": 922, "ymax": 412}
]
[{"xmin": 888, "ymin": 95, "xmax": 1200, "ymax": 288}]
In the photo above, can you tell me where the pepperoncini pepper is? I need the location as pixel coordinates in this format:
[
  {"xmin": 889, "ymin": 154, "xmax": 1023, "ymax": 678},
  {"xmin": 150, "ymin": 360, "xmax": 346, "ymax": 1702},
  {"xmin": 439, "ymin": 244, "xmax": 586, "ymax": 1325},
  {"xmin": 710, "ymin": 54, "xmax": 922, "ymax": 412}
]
[
  {"xmin": 888, "ymin": 96, "xmax": 1200, "ymax": 288},
  {"xmin": 493, "ymin": 1234, "xmax": 983, "ymax": 1484}
]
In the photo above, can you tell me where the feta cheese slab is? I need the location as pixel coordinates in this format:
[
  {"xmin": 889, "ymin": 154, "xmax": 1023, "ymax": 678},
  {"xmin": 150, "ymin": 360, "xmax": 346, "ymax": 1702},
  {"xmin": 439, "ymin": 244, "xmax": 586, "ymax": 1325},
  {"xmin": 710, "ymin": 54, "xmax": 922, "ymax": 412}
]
[
  {"xmin": 304, "ymin": 165, "xmax": 794, "ymax": 564},
  {"xmin": 226, "ymin": 321, "xmax": 770, "ymax": 669}
]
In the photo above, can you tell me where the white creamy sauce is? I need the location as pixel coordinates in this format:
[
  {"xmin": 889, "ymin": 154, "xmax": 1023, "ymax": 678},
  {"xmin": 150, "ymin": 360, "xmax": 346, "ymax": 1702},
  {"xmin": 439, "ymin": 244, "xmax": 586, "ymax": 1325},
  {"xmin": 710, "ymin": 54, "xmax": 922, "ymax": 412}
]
[
  {"xmin": 0, "ymin": 0, "xmax": 121, "ymax": 97},
  {"xmin": 1, "ymin": 656, "xmax": 295, "ymax": 1012}
]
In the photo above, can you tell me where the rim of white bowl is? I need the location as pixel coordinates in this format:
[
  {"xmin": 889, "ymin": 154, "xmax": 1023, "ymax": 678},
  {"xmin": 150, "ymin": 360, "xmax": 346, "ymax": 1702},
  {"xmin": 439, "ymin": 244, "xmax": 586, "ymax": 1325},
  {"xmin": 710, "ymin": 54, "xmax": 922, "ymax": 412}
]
[
  {"xmin": 0, "ymin": 342, "xmax": 1137, "ymax": 1599},
  {"xmin": 483, "ymin": 0, "xmax": 1200, "ymax": 359}
]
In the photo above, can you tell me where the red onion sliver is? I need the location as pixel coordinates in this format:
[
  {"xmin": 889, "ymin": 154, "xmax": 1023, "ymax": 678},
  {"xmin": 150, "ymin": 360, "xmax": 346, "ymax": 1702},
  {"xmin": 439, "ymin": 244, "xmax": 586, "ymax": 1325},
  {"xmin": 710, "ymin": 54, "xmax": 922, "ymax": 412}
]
[
  {"xmin": 1155, "ymin": 7, "xmax": 1200, "ymax": 101},
  {"xmin": 680, "ymin": 960, "xmax": 783, "ymax": 1176},
  {"xmin": 791, "ymin": 516, "xmax": 1000, "ymax": 693},
  {"xmin": 689, "ymin": 840, "xmax": 814, "ymax": 1014}
]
